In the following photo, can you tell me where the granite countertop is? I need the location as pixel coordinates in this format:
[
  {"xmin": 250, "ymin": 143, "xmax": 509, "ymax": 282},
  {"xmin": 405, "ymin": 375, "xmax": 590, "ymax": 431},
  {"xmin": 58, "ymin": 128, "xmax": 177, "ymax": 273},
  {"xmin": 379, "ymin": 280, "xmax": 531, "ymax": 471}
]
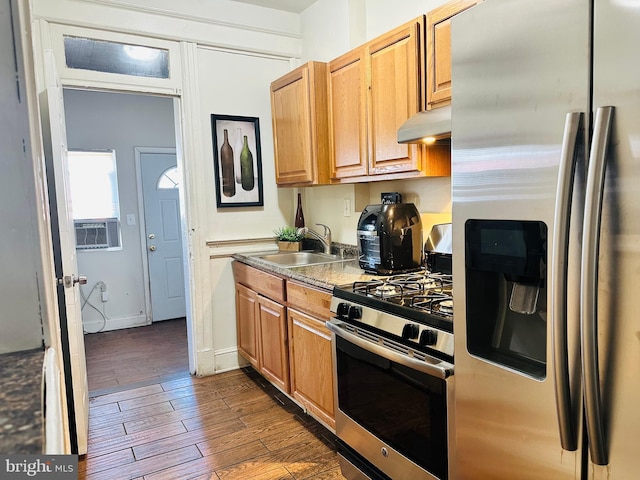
[
  {"xmin": 0, "ymin": 348, "xmax": 44, "ymax": 454},
  {"xmin": 232, "ymin": 244, "xmax": 380, "ymax": 292}
]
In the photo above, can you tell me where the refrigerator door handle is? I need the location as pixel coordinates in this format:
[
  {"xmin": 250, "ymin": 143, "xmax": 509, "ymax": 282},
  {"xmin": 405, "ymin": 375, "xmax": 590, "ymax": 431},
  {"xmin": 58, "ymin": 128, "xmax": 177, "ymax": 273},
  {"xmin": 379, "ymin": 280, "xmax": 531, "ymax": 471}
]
[
  {"xmin": 581, "ymin": 105, "xmax": 614, "ymax": 466},
  {"xmin": 552, "ymin": 111, "xmax": 582, "ymax": 452}
]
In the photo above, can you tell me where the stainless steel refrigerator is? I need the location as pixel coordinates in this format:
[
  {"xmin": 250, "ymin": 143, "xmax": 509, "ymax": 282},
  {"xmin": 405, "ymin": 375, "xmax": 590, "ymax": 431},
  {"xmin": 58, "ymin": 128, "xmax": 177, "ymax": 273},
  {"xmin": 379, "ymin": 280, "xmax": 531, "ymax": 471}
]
[{"xmin": 451, "ymin": 0, "xmax": 640, "ymax": 479}]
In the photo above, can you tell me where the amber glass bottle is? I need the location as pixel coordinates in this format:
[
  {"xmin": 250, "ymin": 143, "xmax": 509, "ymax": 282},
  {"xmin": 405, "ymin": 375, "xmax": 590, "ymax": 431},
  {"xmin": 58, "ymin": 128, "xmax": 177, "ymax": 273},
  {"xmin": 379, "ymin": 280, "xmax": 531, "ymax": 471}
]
[{"xmin": 294, "ymin": 193, "xmax": 305, "ymax": 228}]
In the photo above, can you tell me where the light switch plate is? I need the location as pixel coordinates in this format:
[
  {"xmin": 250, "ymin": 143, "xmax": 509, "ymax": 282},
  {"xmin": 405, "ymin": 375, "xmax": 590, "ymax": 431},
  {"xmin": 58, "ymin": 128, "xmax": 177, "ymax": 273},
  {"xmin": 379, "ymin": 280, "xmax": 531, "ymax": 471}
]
[{"xmin": 343, "ymin": 198, "xmax": 351, "ymax": 217}]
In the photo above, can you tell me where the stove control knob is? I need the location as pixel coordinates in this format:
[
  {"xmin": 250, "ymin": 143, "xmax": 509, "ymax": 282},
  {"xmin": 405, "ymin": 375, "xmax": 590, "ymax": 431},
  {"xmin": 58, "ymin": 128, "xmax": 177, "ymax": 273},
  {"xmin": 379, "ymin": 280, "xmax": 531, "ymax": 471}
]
[
  {"xmin": 336, "ymin": 302, "xmax": 350, "ymax": 318},
  {"xmin": 419, "ymin": 329, "xmax": 438, "ymax": 346},
  {"xmin": 401, "ymin": 323, "xmax": 419, "ymax": 340},
  {"xmin": 348, "ymin": 305, "xmax": 362, "ymax": 320}
]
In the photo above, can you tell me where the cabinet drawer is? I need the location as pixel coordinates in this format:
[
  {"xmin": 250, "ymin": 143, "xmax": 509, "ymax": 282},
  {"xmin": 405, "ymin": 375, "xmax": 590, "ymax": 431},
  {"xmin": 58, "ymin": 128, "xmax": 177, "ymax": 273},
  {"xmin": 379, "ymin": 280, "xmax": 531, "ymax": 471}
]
[
  {"xmin": 287, "ymin": 281, "xmax": 332, "ymax": 320},
  {"xmin": 232, "ymin": 261, "xmax": 285, "ymax": 303}
]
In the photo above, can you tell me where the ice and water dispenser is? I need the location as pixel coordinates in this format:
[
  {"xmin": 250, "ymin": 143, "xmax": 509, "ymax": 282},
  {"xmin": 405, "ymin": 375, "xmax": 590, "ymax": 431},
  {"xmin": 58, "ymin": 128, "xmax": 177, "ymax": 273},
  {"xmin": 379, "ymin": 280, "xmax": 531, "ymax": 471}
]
[{"xmin": 465, "ymin": 220, "xmax": 548, "ymax": 379}]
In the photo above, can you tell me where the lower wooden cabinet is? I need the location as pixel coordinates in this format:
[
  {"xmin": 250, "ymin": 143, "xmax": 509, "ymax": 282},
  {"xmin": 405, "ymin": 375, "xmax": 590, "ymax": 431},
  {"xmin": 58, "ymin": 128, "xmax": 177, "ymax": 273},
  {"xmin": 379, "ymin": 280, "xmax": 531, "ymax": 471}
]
[
  {"xmin": 233, "ymin": 261, "xmax": 289, "ymax": 393},
  {"xmin": 235, "ymin": 283, "xmax": 260, "ymax": 369},
  {"xmin": 257, "ymin": 294, "xmax": 289, "ymax": 393},
  {"xmin": 288, "ymin": 307, "xmax": 335, "ymax": 430},
  {"xmin": 233, "ymin": 261, "xmax": 336, "ymax": 430}
]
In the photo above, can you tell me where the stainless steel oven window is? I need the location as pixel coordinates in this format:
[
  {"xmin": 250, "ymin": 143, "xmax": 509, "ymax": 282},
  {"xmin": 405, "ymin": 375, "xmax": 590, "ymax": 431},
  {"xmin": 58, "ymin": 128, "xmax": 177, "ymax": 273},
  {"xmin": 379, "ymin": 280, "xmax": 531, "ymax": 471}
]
[{"xmin": 335, "ymin": 335, "xmax": 448, "ymax": 479}]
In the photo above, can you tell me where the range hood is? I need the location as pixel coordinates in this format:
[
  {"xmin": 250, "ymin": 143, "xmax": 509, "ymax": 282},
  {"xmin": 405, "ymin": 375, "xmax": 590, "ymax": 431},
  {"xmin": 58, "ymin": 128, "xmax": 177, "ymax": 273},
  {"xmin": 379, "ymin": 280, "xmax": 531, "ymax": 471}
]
[{"xmin": 397, "ymin": 105, "xmax": 451, "ymax": 144}]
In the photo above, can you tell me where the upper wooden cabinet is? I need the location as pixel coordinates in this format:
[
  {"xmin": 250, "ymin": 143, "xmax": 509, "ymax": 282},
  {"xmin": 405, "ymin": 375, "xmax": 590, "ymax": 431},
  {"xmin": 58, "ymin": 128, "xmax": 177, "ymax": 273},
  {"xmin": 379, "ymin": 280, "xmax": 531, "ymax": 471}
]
[
  {"xmin": 328, "ymin": 49, "xmax": 367, "ymax": 179},
  {"xmin": 270, "ymin": 61, "xmax": 331, "ymax": 186},
  {"xmin": 329, "ymin": 18, "xmax": 423, "ymax": 181},
  {"xmin": 427, "ymin": 0, "xmax": 480, "ymax": 109},
  {"xmin": 367, "ymin": 18, "xmax": 423, "ymax": 177},
  {"xmin": 328, "ymin": 17, "xmax": 450, "ymax": 181}
]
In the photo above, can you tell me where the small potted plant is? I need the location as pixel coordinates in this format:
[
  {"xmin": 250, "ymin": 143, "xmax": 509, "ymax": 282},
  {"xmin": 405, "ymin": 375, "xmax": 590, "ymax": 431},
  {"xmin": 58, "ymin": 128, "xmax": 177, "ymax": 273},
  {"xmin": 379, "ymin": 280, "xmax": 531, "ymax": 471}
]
[{"xmin": 274, "ymin": 226, "xmax": 304, "ymax": 251}]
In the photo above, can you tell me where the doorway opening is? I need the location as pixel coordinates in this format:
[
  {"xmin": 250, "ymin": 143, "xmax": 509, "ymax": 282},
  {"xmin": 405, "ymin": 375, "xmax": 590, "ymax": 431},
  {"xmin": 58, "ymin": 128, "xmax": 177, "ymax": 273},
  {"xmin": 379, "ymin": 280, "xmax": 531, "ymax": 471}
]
[{"xmin": 62, "ymin": 88, "xmax": 191, "ymax": 392}]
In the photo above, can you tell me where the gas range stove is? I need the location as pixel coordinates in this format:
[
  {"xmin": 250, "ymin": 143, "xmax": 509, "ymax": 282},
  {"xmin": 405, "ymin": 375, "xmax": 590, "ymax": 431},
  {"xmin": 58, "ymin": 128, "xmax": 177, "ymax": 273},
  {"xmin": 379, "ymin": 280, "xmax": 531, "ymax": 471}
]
[{"xmin": 330, "ymin": 267, "xmax": 454, "ymax": 362}]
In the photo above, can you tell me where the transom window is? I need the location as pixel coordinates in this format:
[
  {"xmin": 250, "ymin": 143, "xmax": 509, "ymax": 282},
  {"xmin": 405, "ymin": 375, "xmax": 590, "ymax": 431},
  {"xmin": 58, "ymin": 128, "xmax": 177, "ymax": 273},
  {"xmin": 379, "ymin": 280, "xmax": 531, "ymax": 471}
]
[{"xmin": 63, "ymin": 36, "xmax": 170, "ymax": 79}]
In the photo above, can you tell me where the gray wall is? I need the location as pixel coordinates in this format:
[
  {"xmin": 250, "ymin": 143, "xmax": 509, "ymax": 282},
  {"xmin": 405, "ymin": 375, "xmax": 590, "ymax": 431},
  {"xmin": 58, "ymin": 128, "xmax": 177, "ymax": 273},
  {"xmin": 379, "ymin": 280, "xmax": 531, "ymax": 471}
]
[
  {"xmin": 63, "ymin": 89, "xmax": 176, "ymax": 332},
  {"xmin": 0, "ymin": 0, "xmax": 44, "ymax": 353}
]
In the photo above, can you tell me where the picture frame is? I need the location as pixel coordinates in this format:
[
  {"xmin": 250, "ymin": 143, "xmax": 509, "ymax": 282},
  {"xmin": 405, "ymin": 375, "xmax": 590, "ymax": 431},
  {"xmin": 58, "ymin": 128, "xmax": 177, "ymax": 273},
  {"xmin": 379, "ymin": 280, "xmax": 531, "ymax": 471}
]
[{"xmin": 211, "ymin": 114, "xmax": 264, "ymax": 208}]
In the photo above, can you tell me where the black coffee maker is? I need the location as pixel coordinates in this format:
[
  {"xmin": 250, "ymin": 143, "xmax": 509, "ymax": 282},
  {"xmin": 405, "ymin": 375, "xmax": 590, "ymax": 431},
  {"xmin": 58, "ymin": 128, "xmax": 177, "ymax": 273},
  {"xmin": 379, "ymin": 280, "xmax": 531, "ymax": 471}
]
[{"xmin": 357, "ymin": 202, "xmax": 423, "ymax": 274}]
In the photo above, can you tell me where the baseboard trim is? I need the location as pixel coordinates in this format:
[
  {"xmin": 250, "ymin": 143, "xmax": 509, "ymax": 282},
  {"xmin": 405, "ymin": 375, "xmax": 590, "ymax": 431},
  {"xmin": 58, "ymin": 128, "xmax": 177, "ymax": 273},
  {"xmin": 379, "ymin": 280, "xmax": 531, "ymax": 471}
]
[
  {"xmin": 82, "ymin": 314, "xmax": 147, "ymax": 334},
  {"xmin": 194, "ymin": 347, "xmax": 247, "ymax": 377}
]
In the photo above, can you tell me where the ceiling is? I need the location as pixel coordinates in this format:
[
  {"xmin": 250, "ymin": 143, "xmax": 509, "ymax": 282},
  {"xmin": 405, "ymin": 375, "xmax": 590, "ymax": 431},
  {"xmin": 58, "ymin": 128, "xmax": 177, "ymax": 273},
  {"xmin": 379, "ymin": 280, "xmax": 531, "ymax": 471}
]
[{"xmin": 229, "ymin": 0, "xmax": 318, "ymax": 13}]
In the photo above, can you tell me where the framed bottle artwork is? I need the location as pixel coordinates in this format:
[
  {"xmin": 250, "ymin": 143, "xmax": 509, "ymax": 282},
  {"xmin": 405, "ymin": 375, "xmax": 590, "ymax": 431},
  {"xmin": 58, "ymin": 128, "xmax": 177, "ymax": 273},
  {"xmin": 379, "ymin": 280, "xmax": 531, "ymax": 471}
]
[{"xmin": 211, "ymin": 114, "xmax": 264, "ymax": 208}]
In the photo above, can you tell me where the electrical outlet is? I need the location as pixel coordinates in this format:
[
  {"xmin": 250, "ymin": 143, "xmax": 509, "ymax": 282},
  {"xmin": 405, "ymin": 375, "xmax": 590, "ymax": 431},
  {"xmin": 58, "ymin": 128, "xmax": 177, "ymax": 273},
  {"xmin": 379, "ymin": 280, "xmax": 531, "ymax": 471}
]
[
  {"xmin": 343, "ymin": 198, "xmax": 351, "ymax": 217},
  {"xmin": 101, "ymin": 291, "xmax": 109, "ymax": 302}
]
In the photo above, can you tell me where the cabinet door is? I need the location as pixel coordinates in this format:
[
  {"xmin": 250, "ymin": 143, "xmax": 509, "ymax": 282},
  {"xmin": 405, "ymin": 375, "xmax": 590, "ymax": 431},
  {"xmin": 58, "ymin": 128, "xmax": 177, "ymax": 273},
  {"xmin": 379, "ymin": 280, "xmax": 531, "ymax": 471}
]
[
  {"xmin": 257, "ymin": 294, "xmax": 290, "ymax": 393},
  {"xmin": 235, "ymin": 283, "xmax": 260, "ymax": 369},
  {"xmin": 367, "ymin": 18, "xmax": 423, "ymax": 176},
  {"xmin": 328, "ymin": 48, "xmax": 368, "ymax": 180},
  {"xmin": 270, "ymin": 61, "xmax": 329, "ymax": 186},
  {"xmin": 288, "ymin": 308, "xmax": 335, "ymax": 430},
  {"xmin": 427, "ymin": 0, "xmax": 479, "ymax": 108}
]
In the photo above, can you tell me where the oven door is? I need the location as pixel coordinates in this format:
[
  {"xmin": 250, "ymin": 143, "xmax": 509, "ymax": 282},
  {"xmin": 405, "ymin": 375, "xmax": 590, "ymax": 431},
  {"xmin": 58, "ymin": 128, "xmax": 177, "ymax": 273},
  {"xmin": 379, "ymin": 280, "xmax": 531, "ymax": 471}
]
[{"xmin": 327, "ymin": 319, "xmax": 454, "ymax": 480}]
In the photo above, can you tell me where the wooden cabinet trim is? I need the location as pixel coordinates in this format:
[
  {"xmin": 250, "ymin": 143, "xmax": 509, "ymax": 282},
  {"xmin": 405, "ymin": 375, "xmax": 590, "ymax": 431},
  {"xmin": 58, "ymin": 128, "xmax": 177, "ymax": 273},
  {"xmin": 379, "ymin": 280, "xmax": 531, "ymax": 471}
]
[
  {"xmin": 232, "ymin": 261, "xmax": 285, "ymax": 303},
  {"xmin": 427, "ymin": 0, "xmax": 479, "ymax": 108},
  {"xmin": 286, "ymin": 281, "xmax": 332, "ymax": 320},
  {"xmin": 291, "ymin": 316, "xmax": 331, "ymax": 341}
]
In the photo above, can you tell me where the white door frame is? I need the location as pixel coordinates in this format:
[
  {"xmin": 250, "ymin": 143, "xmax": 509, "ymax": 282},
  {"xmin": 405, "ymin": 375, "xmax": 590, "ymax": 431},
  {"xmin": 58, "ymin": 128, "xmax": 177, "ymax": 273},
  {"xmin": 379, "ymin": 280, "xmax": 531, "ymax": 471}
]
[
  {"xmin": 33, "ymin": 20, "xmax": 205, "ymax": 376},
  {"xmin": 134, "ymin": 146, "xmax": 178, "ymax": 325}
]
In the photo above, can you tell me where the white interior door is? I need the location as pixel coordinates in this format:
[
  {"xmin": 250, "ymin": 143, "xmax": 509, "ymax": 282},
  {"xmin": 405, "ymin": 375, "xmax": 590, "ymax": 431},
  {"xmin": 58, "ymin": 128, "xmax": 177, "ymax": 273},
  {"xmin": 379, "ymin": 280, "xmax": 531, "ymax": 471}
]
[
  {"xmin": 141, "ymin": 152, "xmax": 186, "ymax": 321},
  {"xmin": 39, "ymin": 54, "xmax": 89, "ymax": 454}
]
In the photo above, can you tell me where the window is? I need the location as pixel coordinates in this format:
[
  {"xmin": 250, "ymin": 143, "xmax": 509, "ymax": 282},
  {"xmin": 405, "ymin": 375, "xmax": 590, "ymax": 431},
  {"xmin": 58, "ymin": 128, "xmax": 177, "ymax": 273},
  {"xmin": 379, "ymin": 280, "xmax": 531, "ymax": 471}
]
[
  {"xmin": 157, "ymin": 166, "xmax": 180, "ymax": 190},
  {"xmin": 63, "ymin": 36, "xmax": 170, "ymax": 79},
  {"xmin": 67, "ymin": 150, "xmax": 122, "ymax": 250}
]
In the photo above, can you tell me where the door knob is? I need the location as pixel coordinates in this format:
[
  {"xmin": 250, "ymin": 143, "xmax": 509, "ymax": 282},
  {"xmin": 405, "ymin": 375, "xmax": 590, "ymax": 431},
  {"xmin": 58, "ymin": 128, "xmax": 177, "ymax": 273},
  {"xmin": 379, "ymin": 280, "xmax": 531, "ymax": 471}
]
[
  {"xmin": 149, "ymin": 245, "xmax": 157, "ymax": 251},
  {"xmin": 148, "ymin": 233, "xmax": 155, "ymax": 239},
  {"xmin": 60, "ymin": 274, "xmax": 88, "ymax": 288}
]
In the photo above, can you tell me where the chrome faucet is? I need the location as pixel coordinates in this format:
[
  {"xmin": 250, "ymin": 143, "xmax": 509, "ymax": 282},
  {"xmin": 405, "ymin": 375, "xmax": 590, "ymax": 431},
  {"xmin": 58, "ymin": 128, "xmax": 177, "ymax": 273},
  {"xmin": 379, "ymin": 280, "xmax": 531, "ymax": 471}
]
[{"xmin": 297, "ymin": 223, "xmax": 332, "ymax": 254}]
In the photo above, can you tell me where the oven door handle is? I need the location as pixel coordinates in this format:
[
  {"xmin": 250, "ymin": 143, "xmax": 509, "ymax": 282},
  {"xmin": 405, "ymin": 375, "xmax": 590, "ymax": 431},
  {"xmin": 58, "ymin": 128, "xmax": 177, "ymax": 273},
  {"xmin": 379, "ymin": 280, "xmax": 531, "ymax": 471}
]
[{"xmin": 327, "ymin": 319, "xmax": 454, "ymax": 379}]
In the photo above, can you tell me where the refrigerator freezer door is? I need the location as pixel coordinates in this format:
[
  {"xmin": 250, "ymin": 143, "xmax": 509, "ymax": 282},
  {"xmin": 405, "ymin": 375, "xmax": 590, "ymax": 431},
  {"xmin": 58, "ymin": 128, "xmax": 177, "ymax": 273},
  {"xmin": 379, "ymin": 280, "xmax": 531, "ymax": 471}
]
[
  {"xmin": 451, "ymin": 0, "xmax": 589, "ymax": 478},
  {"xmin": 588, "ymin": 2, "xmax": 640, "ymax": 478}
]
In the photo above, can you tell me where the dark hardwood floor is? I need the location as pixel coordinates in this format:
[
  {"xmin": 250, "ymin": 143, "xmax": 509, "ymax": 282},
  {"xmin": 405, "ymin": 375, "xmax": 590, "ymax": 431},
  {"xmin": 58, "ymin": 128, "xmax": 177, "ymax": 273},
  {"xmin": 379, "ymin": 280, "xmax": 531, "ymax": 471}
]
[
  {"xmin": 81, "ymin": 320, "xmax": 346, "ymax": 479},
  {"xmin": 84, "ymin": 318, "xmax": 189, "ymax": 392}
]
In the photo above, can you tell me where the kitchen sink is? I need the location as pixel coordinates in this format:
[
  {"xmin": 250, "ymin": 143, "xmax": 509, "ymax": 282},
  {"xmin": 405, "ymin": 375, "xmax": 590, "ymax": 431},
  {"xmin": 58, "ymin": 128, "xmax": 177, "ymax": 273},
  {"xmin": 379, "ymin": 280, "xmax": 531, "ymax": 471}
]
[{"xmin": 256, "ymin": 251, "xmax": 345, "ymax": 267}]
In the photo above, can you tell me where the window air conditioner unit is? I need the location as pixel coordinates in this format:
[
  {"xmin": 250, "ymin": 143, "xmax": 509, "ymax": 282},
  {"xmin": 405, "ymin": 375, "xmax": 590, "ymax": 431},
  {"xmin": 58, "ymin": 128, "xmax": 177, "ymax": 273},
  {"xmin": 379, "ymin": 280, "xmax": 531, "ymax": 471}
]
[{"xmin": 74, "ymin": 218, "xmax": 121, "ymax": 250}]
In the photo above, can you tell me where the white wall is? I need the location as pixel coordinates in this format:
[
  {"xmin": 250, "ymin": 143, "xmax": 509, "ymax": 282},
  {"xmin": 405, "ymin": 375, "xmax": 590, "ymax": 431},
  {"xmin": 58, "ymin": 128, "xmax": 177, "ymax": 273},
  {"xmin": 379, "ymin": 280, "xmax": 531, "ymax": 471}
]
[
  {"xmin": 196, "ymin": 46, "xmax": 293, "ymax": 372},
  {"xmin": 197, "ymin": 47, "xmax": 293, "ymax": 242},
  {"xmin": 32, "ymin": 0, "xmax": 302, "ymax": 58},
  {"xmin": 0, "ymin": 1, "xmax": 44, "ymax": 353},
  {"xmin": 364, "ymin": 0, "xmax": 448, "ymax": 38},
  {"xmin": 63, "ymin": 89, "xmax": 176, "ymax": 332}
]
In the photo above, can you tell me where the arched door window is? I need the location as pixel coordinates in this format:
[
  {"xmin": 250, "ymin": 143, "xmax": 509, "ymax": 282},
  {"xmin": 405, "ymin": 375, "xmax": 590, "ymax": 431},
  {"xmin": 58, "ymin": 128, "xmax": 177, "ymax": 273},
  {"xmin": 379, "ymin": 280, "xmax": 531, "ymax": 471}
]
[{"xmin": 157, "ymin": 166, "xmax": 179, "ymax": 190}]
